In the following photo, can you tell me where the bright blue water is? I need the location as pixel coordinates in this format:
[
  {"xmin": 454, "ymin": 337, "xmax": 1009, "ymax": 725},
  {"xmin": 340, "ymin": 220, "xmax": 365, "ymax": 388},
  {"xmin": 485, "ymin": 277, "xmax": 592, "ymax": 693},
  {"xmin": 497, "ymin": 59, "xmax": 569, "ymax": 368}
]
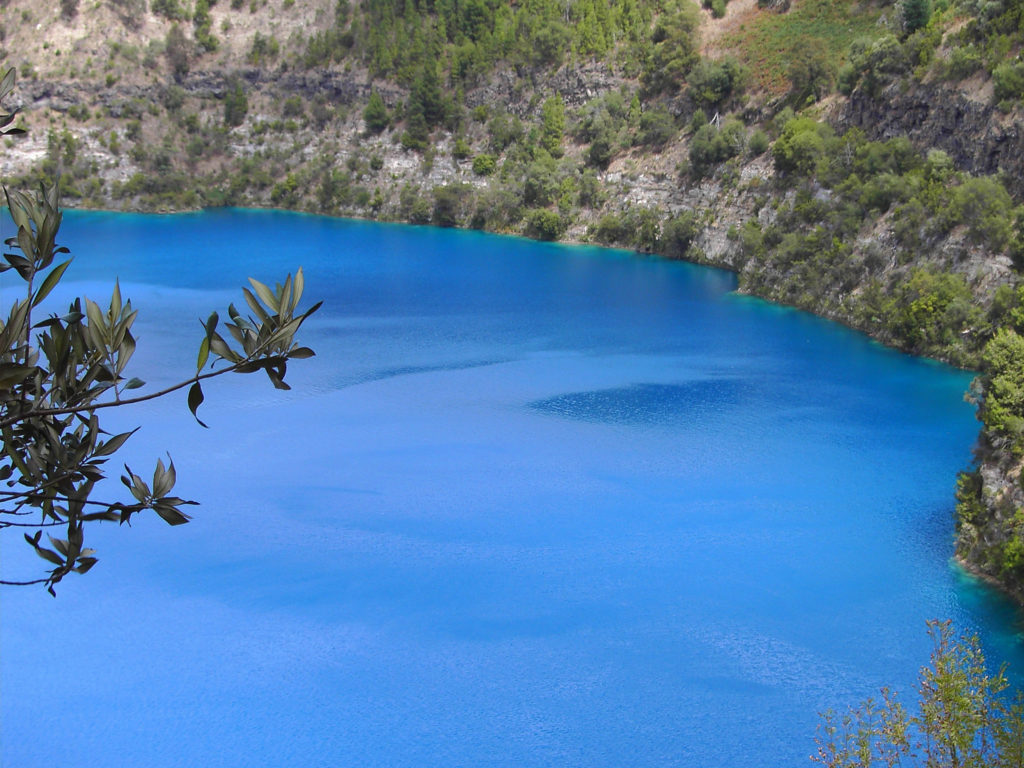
[{"xmin": 2, "ymin": 209, "xmax": 1023, "ymax": 767}]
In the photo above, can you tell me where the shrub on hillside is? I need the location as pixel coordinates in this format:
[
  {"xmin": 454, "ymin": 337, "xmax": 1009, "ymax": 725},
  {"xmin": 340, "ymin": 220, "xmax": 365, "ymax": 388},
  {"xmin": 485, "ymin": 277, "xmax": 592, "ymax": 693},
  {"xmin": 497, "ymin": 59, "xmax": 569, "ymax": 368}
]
[
  {"xmin": 526, "ymin": 208, "xmax": 564, "ymax": 241},
  {"xmin": 472, "ymin": 154, "xmax": 497, "ymax": 176}
]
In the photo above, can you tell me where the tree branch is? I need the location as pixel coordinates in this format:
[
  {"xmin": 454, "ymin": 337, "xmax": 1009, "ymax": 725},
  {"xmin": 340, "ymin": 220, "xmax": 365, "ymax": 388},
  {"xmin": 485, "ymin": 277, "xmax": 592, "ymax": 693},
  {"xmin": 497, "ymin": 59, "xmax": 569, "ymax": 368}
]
[{"xmin": 0, "ymin": 358, "xmax": 242, "ymax": 427}]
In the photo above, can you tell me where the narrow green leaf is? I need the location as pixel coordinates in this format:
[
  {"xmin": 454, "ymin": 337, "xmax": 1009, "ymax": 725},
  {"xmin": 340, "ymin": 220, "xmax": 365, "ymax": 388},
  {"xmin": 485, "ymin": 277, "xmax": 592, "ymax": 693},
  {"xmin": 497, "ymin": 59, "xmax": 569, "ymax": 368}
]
[
  {"xmin": 124, "ymin": 377, "xmax": 145, "ymax": 390},
  {"xmin": 208, "ymin": 333, "xmax": 240, "ymax": 362},
  {"xmin": 32, "ymin": 259, "xmax": 71, "ymax": 307},
  {"xmin": 94, "ymin": 429, "xmax": 137, "ymax": 458},
  {"xmin": 248, "ymin": 277, "xmax": 278, "ymax": 312},
  {"xmin": 117, "ymin": 332, "xmax": 136, "ymax": 373},
  {"xmin": 225, "ymin": 322, "xmax": 246, "ymax": 346},
  {"xmin": 266, "ymin": 360, "xmax": 290, "ymax": 390},
  {"xmin": 293, "ymin": 268, "xmax": 305, "ymax": 310},
  {"xmin": 196, "ymin": 336, "xmax": 210, "ymax": 372},
  {"xmin": 164, "ymin": 457, "xmax": 177, "ymax": 493},
  {"xmin": 299, "ymin": 300, "xmax": 323, "ymax": 321},
  {"xmin": 47, "ymin": 535, "xmax": 69, "ymax": 557},
  {"xmin": 5, "ymin": 429, "xmax": 33, "ymax": 480},
  {"xmin": 153, "ymin": 503, "xmax": 192, "ymax": 526},
  {"xmin": 241, "ymin": 287, "xmax": 271, "ymax": 324},
  {"xmin": 153, "ymin": 458, "xmax": 172, "ymax": 499},
  {"xmin": 287, "ymin": 347, "xmax": 316, "ymax": 359},
  {"xmin": 17, "ymin": 226, "xmax": 34, "ymax": 261},
  {"xmin": 33, "ymin": 545, "xmax": 64, "ymax": 566},
  {"xmin": 279, "ymin": 275, "xmax": 292, "ymax": 319},
  {"xmin": 110, "ymin": 280, "xmax": 122, "ymax": 319},
  {"xmin": 84, "ymin": 298, "xmax": 105, "ymax": 334},
  {"xmin": 233, "ymin": 360, "xmax": 264, "ymax": 374},
  {"xmin": 81, "ymin": 511, "xmax": 119, "ymax": 522},
  {"xmin": 0, "ymin": 363, "xmax": 35, "ymax": 388}
]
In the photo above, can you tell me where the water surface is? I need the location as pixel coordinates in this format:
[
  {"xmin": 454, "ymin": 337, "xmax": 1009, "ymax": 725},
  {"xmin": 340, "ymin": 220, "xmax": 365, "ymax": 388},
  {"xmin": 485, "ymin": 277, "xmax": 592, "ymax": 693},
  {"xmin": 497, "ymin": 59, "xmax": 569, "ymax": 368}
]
[{"xmin": 2, "ymin": 209, "xmax": 1021, "ymax": 767}]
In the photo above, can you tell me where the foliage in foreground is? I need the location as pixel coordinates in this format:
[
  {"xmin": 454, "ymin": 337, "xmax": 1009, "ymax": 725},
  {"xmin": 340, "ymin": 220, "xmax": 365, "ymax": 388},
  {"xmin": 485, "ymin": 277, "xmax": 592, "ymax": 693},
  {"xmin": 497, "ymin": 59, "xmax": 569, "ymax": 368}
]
[
  {"xmin": 813, "ymin": 620, "xmax": 1024, "ymax": 768},
  {"xmin": 0, "ymin": 183, "xmax": 320, "ymax": 593},
  {"xmin": 0, "ymin": 66, "xmax": 321, "ymax": 594}
]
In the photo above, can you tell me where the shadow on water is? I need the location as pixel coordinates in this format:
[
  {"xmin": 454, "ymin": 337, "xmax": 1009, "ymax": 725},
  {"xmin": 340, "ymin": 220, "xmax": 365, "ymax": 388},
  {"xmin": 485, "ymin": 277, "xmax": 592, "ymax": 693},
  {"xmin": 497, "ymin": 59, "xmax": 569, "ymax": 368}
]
[{"xmin": 528, "ymin": 379, "xmax": 748, "ymax": 426}]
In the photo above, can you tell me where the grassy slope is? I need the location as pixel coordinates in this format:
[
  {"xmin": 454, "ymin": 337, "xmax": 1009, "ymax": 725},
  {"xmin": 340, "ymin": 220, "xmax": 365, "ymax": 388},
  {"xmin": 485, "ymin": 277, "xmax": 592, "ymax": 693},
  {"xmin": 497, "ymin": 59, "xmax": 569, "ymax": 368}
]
[{"xmin": 721, "ymin": 0, "xmax": 882, "ymax": 95}]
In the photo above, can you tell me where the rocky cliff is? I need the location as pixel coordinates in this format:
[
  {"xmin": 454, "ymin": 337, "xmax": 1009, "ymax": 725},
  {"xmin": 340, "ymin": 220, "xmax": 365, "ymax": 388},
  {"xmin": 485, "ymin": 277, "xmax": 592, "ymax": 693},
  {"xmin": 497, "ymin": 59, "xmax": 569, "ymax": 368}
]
[{"xmin": 843, "ymin": 78, "xmax": 1024, "ymax": 198}]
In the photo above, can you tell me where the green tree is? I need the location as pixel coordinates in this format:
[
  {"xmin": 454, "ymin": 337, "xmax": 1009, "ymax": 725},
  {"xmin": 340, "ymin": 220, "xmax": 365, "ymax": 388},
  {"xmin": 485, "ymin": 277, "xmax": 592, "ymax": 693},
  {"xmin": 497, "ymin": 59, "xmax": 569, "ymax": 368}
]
[
  {"xmin": 773, "ymin": 117, "xmax": 831, "ymax": 177},
  {"xmin": 813, "ymin": 620, "xmax": 1024, "ymax": 768},
  {"xmin": 688, "ymin": 57, "xmax": 746, "ymax": 108},
  {"xmin": 152, "ymin": 0, "xmax": 188, "ymax": 20},
  {"xmin": 637, "ymin": 105, "xmax": 676, "ymax": 148},
  {"xmin": 689, "ymin": 123, "xmax": 740, "ymax": 177},
  {"xmin": 472, "ymin": 153, "xmax": 497, "ymax": 175},
  {"xmin": 165, "ymin": 24, "xmax": 192, "ymax": 81},
  {"xmin": 411, "ymin": 65, "xmax": 445, "ymax": 128},
  {"xmin": 401, "ymin": 107, "xmax": 430, "ymax": 151},
  {"xmin": 488, "ymin": 111, "xmax": 524, "ymax": 152},
  {"xmin": 788, "ymin": 46, "xmax": 835, "ymax": 105},
  {"xmin": 525, "ymin": 208, "xmax": 564, "ymax": 241},
  {"xmin": 540, "ymin": 94, "xmax": 566, "ymax": 158},
  {"xmin": 900, "ymin": 0, "xmax": 932, "ymax": 36},
  {"xmin": 643, "ymin": 5, "xmax": 701, "ymax": 94},
  {"xmin": 588, "ymin": 128, "xmax": 615, "ymax": 168},
  {"xmin": 224, "ymin": 81, "xmax": 248, "ymax": 127},
  {"xmin": 947, "ymin": 176, "xmax": 1015, "ymax": 251},
  {"xmin": 432, "ymin": 183, "xmax": 471, "ymax": 227},
  {"xmin": 660, "ymin": 211, "xmax": 699, "ymax": 259},
  {"xmin": 193, "ymin": 0, "xmax": 218, "ymax": 52},
  {"xmin": 248, "ymin": 33, "xmax": 281, "ymax": 66},
  {"xmin": 977, "ymin": 328, "xmax": 1024, "ymax": 452},
  {"xmin": 363, "ymin": 90, "xmax": 389, "ymax": 134}
]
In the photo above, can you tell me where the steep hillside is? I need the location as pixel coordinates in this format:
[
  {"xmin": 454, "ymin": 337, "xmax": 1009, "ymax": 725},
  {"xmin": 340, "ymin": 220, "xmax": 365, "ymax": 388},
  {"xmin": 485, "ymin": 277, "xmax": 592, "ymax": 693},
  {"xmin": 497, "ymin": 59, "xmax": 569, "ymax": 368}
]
[{"xmin": 5, "ymin": 0, "xmax": 1024, "ymax": 602}]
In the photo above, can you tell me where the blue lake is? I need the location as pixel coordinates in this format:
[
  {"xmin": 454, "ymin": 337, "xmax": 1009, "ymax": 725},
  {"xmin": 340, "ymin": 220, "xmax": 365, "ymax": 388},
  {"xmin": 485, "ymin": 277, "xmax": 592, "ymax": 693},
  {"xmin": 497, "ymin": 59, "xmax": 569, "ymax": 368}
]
[{"xmin": 2, "ymin": 209, "xmax": 1023, "ymax": 766}]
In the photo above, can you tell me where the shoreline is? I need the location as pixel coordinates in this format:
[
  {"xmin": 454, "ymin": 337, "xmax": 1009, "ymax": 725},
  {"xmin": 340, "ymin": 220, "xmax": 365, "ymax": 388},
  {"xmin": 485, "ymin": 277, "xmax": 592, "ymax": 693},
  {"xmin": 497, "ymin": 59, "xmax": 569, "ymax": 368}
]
[{"xmin": 955, "ymin": 554, "xmax": 1024, "ymax": 614}]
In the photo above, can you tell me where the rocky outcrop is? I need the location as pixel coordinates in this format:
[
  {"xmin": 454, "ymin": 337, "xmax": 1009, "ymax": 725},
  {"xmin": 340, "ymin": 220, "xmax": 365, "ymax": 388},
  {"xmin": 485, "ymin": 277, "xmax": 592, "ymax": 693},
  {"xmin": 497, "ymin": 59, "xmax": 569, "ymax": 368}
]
[
  {"xmin": 956, "ymin": 437, "xmax": 1024, "ymax": 604},
  {"xmin": 842, "ymin": 80, "xmax": 1024, "ymax": 197},
  {"xmin": 465, "ymin": 62, "xmax": 619, "ymax": 116}
]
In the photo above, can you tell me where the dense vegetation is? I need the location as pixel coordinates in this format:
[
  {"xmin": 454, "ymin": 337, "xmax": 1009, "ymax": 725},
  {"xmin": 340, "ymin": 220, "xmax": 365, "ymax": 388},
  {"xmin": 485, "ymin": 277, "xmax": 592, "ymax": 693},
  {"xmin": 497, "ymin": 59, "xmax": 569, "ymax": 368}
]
[{"xmin": 813, "ymin": 621, "xmax": 1024, "ymax": 768}]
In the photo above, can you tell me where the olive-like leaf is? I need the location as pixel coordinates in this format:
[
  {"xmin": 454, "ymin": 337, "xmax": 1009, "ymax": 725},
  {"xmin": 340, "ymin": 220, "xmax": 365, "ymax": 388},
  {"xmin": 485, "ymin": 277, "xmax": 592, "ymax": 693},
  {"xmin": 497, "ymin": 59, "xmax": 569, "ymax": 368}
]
[
  {"xmin": 94, "ymin": 429, "xmax": 137, "ymax": 458},
  {"xmin": 248, "ymin": 277, "xmax": 278, "ymax": 312},
  {"xmin": 110, "ymin": 281, "xmax": 122, "ymax": 319},
  {"xmin": 32, "ymin": 545, "xmax": 64, "ymax": 567},
  {"xmin": 153, "ymin": 458, "xmax": 173, "ymax": 499},
  {"xmin": 293, "ymin": 268, "xmax": 305, "ymax": 309},
  {"xmin": 153, "ymin": 503, "xmax": 191, "ymax": 526},
  {"xmin": 32, "ymin": 259, "xmax": 71, "ymax": 307},
  {"xmin": 187, "ymin": 381, "xmax": 208, "ymax": 428},
  {"xmin": 196, "ymin": 336, "xmax": 210, "ymax": 372}
]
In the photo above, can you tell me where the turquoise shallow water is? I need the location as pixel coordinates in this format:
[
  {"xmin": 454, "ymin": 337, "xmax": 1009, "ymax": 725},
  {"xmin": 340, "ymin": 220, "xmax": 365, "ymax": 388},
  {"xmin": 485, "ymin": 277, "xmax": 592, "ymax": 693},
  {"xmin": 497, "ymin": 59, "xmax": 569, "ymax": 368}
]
[{"xmin": 2, "ymin": 209, "xmax": 1023, "ymax": 766}]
